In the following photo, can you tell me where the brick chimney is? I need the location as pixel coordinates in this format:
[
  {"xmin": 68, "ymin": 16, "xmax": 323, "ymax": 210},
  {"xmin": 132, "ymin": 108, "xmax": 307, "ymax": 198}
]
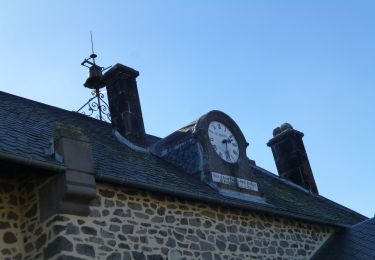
[
  {"xmin": 103, "ymin": 64, "xmax": 146, "ymax": 146},
  {"xmin": 267, "ymin": 123, "xmax": 318, "ymax": 194}
]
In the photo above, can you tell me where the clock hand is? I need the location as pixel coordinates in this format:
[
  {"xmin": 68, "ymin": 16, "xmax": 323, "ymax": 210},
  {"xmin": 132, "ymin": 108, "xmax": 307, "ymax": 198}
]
[
  {"xmin": 223, "ymin": 139, "xmax": 231, "ymax": 162},
  {"xmin": 225, "ymin": 150, "xmax": 231, "ymax": 162}
]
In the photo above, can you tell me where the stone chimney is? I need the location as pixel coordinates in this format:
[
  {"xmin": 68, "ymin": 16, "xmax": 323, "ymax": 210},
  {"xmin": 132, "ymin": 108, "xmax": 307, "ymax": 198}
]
[
  {"xmin": 267, "ymin": 123, "xmax": 319, "ymax": 194},
  {"xmin": 103, "ymin": 64, "xmax": 146, "ymax": 146}
]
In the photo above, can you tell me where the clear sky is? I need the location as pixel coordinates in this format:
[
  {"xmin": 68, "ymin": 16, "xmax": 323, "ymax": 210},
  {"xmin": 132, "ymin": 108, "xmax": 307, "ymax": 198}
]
[{"xmin": 1, "ymin": 1, "xmax": 374, "ymax": 217}]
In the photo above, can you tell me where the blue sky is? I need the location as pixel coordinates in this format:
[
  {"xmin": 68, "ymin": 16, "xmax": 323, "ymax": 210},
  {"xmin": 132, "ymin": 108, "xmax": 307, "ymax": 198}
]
[{"xmin": 1, "ymin": 1, "xmax": 374, "ymax": 217}]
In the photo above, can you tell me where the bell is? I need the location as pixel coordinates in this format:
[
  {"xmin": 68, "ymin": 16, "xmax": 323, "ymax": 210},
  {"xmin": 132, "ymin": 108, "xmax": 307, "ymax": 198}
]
[{"xmin": 84, "ymin": 64, "xmax": 104, "ymax": 89}]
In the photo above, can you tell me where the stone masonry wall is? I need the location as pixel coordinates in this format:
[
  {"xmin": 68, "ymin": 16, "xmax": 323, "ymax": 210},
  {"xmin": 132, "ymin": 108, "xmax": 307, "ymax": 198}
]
[
  {"xmin": 0, "ymin": 176, "xmax": 336, "ymax": 260},
  {"xmin": 46, "ymin": 182, "xmax": 335, "ymax": 260},
  {"xmin": 19, "ymin": 175, "xmax": 54, "ymax": 260},
  {"xmin": 0, "ymin": 175, "xmax": 53, "ymax": 260},
  {"xmin": 0, "ymin": 179, "xmax": 23, "ymax": 259}
]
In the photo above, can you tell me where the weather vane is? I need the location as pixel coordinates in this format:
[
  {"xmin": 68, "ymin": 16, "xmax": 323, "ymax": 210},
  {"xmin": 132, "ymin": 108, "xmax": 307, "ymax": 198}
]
[{"xmin": 76, "ymin": 32, "xmax": 111, "ymax": 121}]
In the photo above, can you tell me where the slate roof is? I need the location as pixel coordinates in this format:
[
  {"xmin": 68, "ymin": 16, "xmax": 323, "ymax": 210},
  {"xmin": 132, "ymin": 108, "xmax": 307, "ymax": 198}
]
[
  {"xmin": 312, "ymin": 218, "xmax": 375, "ymax": 260},
  {"xmin": 0, "ymin": 91, "xmax": 367, "ymax": 227}
]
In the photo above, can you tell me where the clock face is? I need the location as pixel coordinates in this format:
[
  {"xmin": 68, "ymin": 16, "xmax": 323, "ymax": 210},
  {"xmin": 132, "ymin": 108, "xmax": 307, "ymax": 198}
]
[{"xmin": 208, "ymin": 121, "xmax": 239, "ymax": 163}]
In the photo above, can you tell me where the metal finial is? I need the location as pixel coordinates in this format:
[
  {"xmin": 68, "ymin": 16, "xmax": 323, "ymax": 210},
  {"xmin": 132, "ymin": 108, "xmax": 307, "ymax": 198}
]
[
  {"xmin": 90, "ymin": 31, "xmax": 97, "ymax": 60},
  {"xmin": 76, "ymin": 32, "xmax": 112, "ymax": 122},
  {"xmin": 91, "ymin": 31, "xmax": 94, "ymax": 53}
]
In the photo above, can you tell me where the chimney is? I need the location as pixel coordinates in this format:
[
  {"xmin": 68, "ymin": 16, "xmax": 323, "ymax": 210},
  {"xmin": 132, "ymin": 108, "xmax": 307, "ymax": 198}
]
[
  {"xmin": 267, "ymin": 123, "xmax": 318, "ymax": 194},
  {"xmin": 103, "ymin": 64, "xmax": 146, "ymax": 146}
]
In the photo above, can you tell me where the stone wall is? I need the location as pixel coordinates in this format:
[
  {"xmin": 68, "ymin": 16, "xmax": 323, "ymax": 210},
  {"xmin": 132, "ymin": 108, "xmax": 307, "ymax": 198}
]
[
  {"xmin": 0, "ymin": 175, "xmax": 53, "ymax": 260},
  {"xmin": 0, "ymin": 179, "xmax": 22, "ymax": 259},
  {"xmin": 0, "ymin": 176, "xmax": 335, "ymax": 259},
  {"xmin": 46, "ymin": 182, "xmax": 335, "ymax": 259}
]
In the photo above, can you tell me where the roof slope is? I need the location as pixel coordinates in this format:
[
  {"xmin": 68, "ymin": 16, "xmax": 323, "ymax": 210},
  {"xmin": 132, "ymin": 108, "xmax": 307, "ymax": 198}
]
[
  {"xmin": 312, "ymin": 218, "xmax": 375, "ymax": 259},
  {"xmin": 0, "ymin": 91, "xmax": 367, "ymax": 227}
]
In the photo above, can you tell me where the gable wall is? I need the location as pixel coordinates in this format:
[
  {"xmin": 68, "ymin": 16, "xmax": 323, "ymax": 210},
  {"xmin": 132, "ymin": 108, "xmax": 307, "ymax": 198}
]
[{"xmin": 0, "ymin": 176, "xmax": 336, "ymax": 260}]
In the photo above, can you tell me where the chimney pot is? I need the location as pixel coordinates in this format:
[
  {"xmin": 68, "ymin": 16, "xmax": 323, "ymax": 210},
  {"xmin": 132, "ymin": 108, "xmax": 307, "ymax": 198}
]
[
  {"xmin": 280, "ymin": 122, "xmax": 293, "ymax": 131},
  {"xmin": 273, "ymin": 127, "xmax": 281, "ymax": 137}
]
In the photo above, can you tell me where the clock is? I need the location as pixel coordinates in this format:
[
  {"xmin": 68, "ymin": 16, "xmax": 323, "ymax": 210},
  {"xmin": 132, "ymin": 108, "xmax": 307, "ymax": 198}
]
[
  {"xmin": 208, "ymin": 121, "xmax": 239, "ymax": 163},
  {"xmin": 151, "ymin": 110, "xmax": 261, "ymax": 201}
]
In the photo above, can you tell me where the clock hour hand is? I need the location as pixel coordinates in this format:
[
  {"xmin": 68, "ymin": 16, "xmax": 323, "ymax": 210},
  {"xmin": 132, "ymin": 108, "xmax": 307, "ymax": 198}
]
[{"xmin": 222, "ymin": 139, "xmax": 231, "ymax": 162}]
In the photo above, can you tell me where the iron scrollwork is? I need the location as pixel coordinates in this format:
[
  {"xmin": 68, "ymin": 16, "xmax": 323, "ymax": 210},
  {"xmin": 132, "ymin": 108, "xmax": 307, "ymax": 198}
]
[
  {"xmin": 76, "ymin": 89, "xmax": 111, "ymax": 122},
  {"xmin": 78, "ymin": 33, "xmax": 112, "ymax": 122}
]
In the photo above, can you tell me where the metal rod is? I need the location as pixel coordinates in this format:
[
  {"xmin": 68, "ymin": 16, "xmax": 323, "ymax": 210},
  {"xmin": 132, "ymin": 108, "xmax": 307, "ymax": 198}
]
[
  {"xmin": 96, "ymin": 88, "xmax": 102, "ymax": 121},
  {"xmin": 90, "ymin": 31, "xmax": 96, "ymax": 64},
  {"xmin": 90, "ymin": 31, "xmax": 94, "ymax": 54}
]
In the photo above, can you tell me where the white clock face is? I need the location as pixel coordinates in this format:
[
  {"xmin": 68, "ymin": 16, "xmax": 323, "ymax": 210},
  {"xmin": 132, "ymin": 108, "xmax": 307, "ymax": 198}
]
[{"xmin": 208, "ymin": 121, "xmax": 239, "ymax": 163}]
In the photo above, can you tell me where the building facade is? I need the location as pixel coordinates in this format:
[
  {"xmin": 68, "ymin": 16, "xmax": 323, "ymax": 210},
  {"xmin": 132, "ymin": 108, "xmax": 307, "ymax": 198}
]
[{"xmin": 0, "ymin": 63, "xmax": 370, "ymax": 259}]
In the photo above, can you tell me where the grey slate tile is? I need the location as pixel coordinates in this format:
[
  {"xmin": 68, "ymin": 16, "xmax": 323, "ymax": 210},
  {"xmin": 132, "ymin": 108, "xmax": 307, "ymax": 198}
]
[{"xmin": 312, "ymin": 218, "xmax": 375, "ymax": 259}]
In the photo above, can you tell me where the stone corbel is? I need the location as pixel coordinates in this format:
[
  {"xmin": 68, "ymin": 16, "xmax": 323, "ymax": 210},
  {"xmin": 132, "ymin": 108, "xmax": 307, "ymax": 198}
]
[{"xmin": 39, "ymin": 123, "xmax": 97, "ymax": 221}]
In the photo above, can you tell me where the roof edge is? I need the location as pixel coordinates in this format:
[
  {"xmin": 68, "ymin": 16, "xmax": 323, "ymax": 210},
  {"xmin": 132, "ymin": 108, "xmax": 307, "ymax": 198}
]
[
  {"xmin": 0, "ymin": 152, "xmax": 357, "ymax": 228},
  {"xmin": 0, "ymin": 151, "xmax": 66, "ymax": 173},
  {"xmin": 253, "ymin": 165, "xmax": 368, "ymax": 221}
]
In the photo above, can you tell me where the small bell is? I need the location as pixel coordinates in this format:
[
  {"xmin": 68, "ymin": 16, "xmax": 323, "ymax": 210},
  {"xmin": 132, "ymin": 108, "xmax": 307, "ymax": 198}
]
[
  {"xmin": 81, "ymin": 33, "xmax": 110, "ymax": 89},
  {"xmin": 84, "ymin": 63, "xmax": 104, "ymax": 89}
]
